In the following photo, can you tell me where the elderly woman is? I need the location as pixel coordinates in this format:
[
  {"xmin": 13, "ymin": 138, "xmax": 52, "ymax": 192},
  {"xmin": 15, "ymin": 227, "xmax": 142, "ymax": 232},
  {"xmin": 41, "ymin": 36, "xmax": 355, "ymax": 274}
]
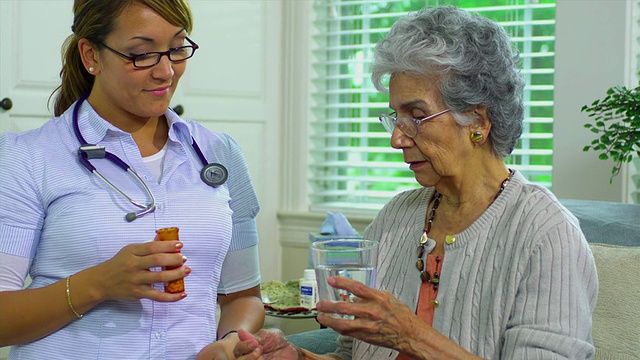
[{"xmin": 234, "ymin": 6, "xmax": 597, "ymax": 360}]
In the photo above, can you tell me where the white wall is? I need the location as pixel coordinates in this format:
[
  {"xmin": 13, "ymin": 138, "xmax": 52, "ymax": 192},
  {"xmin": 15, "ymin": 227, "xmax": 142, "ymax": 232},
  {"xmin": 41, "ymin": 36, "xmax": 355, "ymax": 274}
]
[{"xmin": 553, "ymin": 0, "xmax": 632, "ymax": 201}]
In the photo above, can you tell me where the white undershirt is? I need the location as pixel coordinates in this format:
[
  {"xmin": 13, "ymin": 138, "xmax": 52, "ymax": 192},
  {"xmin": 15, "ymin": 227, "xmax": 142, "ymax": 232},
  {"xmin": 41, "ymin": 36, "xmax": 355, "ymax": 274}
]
[{"xmin": 142, "ymin": 141, "xmax": 168, "ymax": 182}]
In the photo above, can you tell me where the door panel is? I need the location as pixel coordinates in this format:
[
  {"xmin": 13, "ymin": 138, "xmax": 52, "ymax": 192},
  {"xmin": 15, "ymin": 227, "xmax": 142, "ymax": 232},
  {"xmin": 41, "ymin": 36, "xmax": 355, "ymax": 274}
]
[
  {"xmin": 0, "ymin": 0, "xmax": 73, "ymax": 133},
  {"xmin": 177, "ymin": 1, "xmax": 269, "ymax": 121}
]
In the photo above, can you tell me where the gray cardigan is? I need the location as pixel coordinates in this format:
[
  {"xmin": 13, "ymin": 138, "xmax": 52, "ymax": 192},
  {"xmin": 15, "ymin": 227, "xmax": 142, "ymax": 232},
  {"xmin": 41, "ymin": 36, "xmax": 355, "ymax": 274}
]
[{"xmin": 335, "ymin": 172, "xmax": 598, "ymax": 359}]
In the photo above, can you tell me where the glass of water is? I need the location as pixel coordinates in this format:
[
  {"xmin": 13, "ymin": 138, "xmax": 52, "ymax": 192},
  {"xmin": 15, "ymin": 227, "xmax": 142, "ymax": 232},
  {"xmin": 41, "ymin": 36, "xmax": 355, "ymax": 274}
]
[{"xmin": 311, "ymin": 239, "xmax": 378, "ymax": 316}]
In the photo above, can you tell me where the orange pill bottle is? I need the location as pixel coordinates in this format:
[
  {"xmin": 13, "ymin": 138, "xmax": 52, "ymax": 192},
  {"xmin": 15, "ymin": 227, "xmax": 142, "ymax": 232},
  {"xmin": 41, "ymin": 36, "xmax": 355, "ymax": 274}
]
[{"xmin": 155, "ymin": 227, "xmax": 185, "ymax": 293}]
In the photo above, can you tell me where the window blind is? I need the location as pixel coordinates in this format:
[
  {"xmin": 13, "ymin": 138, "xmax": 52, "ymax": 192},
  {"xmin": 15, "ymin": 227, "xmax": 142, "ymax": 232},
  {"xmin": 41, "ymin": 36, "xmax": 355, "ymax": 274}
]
[{"xmin": 310, "ymin": 0, "xmax": 556, "ymax": 211}]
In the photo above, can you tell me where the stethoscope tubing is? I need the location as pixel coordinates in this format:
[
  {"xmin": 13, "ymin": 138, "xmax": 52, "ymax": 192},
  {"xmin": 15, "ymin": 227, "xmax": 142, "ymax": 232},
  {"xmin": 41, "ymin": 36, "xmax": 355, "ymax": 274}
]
[
  {"xmin": 93, "ymin": 168, "xmax": 154, "ymax": 211},
  {"xmin": 71, "ymin": 93, "xmax": 227, "ymax": 221}
]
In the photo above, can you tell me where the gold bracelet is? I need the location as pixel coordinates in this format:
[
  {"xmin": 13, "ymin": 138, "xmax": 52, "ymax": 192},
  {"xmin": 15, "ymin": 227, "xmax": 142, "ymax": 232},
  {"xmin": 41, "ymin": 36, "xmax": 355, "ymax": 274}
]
[{"xmin": 65, "ymin": 276, "xmax": 83, "ymax": 318}]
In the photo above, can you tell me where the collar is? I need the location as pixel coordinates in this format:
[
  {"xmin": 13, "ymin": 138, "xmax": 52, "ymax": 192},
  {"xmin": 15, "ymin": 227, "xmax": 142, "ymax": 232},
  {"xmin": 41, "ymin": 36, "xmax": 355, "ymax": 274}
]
[{"xmin": 68, "ymin": 98, "xmax": 193, "ymax": 146}]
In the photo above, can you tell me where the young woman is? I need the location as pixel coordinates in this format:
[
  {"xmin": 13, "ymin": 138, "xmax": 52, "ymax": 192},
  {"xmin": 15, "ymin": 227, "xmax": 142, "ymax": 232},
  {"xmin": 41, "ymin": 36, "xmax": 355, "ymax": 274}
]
[{"xmin": 0, "ymin": 1, "xmax": 264, "ymax": 359}]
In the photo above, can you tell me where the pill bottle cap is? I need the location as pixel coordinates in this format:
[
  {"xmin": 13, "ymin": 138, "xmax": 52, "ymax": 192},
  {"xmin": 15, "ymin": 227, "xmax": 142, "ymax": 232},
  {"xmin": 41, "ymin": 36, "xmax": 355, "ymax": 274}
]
[{"xmin": 303, "ymin": 269, "xmax": 316, "ymax": 281}]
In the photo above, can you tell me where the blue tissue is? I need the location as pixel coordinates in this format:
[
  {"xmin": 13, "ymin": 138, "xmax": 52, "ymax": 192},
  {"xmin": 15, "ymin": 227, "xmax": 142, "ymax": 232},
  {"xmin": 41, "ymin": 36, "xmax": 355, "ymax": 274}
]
[
  {"xmin": 319, "ymin": 211, "xmax": 359, "ymax": 236},
  {"xmin": 309, "ymin": 212, "xmax": 362, "ymax": 268}
]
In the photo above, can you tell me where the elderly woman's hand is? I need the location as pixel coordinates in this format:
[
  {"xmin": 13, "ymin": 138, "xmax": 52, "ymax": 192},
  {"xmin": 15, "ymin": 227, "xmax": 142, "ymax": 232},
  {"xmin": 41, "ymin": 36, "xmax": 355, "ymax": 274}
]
[
  {"xmin": 316, "ymin": 276, "xmax": 425, "ymax": 353},
  {"xmin": 317, "ymin": 276, "xmax": 483, "ymax": 359},
  {"xmin": 232, "ymin": 329, "xmax": 302, "ymax": 360}
]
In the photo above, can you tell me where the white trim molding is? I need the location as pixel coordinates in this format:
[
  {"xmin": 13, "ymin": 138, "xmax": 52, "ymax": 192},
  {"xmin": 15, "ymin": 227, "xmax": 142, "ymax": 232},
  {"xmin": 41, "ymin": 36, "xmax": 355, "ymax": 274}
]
[{"xmin": 624, "ymin": 0, "xmax": 640, "ymax": 204}]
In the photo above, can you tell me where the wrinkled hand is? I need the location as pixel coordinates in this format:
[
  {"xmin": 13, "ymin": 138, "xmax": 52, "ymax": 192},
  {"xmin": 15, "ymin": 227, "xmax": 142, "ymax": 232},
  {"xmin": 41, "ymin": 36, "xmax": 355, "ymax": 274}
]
[
  {"xmin": 233, "ymin": 329, "xmax": 301, "ymax": 360},
  {"xmin": 92, "ymin": 240, "xmax": 190, "ymax": 302},
  {"xmin": 316, "ymin": 276, "xmax": 424, "ymax": 352}
]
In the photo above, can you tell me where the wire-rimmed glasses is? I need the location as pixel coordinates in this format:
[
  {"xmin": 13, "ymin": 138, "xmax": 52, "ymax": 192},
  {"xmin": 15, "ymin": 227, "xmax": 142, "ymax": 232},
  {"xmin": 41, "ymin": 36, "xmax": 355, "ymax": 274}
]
[
  {"xmin": 379, "ymin": 108, "xmax": 450, "ymax": 138},
  {"xmin": 99, "ymin": 37, "xmax": 199, "ymax": 69}
]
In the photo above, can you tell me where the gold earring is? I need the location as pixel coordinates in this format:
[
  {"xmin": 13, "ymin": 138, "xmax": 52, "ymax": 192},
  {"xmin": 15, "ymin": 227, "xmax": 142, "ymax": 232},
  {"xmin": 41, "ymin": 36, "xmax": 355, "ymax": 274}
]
[{"xmin": 470, "ymin": 131, "xmax": 483, "ymax": 143}]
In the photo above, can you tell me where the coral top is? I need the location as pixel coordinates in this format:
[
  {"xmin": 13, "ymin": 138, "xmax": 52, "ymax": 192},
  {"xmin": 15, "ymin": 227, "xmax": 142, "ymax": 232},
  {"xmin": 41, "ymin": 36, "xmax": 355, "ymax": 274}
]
[{"xmin": 396, "ymin": 253, "xmax": 443, "ymax": 360}]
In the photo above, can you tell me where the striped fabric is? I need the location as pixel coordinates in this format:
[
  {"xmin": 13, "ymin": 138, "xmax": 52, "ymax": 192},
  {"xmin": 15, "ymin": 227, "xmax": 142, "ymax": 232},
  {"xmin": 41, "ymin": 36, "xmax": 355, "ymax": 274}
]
[
  {"xmin": 333, "ymin": 172, "xmax": 597, "ymax": 359},
  {"xmin": 0, "ymin": 99, "xmax": 260, "ymax": 359}
]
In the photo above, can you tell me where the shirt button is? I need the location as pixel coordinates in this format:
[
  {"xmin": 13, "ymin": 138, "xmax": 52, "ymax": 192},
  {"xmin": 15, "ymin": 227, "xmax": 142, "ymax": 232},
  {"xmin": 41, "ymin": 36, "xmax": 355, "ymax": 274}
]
[{"xmin": 155, "ymin": 332, "xmax": 161, "ymax": 339}]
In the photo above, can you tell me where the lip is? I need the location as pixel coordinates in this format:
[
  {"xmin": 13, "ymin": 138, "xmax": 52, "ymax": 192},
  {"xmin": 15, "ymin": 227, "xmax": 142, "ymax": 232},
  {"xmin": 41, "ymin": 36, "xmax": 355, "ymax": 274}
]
[
  {"xmin": 146, "ymin": 86, "xmax": 171, "ymax": 97},
  {"xmin": 408, "ymin": 160, "xmax": 428, "ymax": 171}
]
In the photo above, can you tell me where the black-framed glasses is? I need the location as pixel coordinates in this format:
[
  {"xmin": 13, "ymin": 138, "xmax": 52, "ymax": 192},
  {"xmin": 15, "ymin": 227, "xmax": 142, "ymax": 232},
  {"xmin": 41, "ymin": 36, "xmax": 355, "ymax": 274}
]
[
  {"xmin": 99, "ymin": 37, "xmax": 199, "ymax": 69},
  {"xmin": 379, "ymin": 108, "xmax": 450, "ymax": 138}
]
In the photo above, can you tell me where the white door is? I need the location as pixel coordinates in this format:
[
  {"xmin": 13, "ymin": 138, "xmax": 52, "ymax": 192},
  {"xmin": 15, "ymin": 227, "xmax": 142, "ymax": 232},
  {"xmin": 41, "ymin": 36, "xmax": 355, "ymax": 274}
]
[{"xmin": 0, "ymin": 0, "xmax": 74, "ymax": 133}]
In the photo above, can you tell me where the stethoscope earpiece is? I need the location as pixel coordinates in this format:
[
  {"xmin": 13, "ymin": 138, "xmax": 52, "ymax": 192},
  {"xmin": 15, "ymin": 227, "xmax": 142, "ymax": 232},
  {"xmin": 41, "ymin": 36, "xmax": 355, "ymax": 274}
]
[{"xmin": 200, "ymin": 163, "xmax": 228, "ymax": 187}]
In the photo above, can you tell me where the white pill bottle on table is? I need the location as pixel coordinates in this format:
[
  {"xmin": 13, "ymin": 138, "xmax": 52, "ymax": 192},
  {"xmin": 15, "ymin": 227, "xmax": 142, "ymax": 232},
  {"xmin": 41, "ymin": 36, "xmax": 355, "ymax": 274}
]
[{"xmin": 299, "ymin": 269, "xmax": 318, "ymax": 309}]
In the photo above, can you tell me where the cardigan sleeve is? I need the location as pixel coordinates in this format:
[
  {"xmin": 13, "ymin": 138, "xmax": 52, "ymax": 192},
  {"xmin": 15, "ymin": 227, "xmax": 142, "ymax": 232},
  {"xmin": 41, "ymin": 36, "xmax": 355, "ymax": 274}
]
[{"xmin": 500, "ymin": 220, "xmax": 597, "ymax": 359}]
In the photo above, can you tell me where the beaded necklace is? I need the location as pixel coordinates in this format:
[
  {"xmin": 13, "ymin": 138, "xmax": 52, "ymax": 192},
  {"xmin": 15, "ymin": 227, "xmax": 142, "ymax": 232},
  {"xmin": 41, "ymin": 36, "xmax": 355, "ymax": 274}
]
[{"xmin": 416, "ymin": 169, "xmax": 514, "ymax": 288}]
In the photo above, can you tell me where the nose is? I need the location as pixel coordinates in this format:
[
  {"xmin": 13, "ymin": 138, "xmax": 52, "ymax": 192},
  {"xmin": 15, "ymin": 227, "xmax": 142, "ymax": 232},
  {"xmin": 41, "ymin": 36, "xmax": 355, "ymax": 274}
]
[
  {"xmin": 152, "ymin": 54, "xmax": 174, "ymax": 80},
  {"xmin": 390, "ymin": 126, "xmax": 413, "ymax": 149}
]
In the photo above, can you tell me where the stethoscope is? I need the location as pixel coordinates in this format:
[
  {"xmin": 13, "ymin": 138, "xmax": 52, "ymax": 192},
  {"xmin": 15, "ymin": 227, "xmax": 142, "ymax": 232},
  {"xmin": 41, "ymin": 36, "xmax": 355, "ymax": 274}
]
[{"xmin": 72, "ymin": 92, "xmax": 228, "ymax": 222}]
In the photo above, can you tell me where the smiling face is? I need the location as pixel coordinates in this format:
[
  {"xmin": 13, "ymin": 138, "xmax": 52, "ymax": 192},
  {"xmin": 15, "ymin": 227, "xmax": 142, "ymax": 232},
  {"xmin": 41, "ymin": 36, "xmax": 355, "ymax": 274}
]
[
  {"xmin": 83, "ymin": 2, "xmax": 188, "ymax": 130},
  {"xmin": 388, "ymin": 73, "xmax": 474, "ymax": 188}
]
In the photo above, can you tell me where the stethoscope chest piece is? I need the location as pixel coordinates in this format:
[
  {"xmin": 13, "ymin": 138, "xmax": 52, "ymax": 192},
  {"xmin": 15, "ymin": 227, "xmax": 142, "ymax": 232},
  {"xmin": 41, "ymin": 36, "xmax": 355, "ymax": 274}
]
[{"xmin": 201, "ymin": 163, "xmax": 228, "ymax": 187}]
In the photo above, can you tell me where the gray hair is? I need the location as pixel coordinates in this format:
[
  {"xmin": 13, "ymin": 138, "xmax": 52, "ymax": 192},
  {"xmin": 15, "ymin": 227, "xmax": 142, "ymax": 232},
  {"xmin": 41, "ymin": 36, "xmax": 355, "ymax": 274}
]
[{"xmin": 371, "ymin": 6, "xmax": 525, "ymax": 158}]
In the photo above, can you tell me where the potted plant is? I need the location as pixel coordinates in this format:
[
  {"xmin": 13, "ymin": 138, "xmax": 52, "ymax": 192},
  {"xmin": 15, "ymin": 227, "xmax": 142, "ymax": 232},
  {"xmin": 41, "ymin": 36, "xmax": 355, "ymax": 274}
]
[{"xmin": 582, "ymin": 81, "xmax": 640, "ymax": 183}]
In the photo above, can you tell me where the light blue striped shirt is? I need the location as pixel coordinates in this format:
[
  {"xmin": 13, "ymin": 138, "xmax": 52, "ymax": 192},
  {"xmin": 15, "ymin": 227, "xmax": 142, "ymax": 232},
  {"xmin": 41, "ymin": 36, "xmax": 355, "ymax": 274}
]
[{"xmin": 0, "ymin": 99, "xmax": 260, "ymax": 359}]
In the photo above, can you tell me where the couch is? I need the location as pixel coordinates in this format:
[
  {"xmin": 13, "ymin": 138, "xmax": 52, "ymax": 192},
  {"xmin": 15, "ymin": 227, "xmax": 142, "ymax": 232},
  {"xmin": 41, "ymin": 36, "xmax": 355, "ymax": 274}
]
[{"xmin": 286, "ymin": 199, "xmax": 640, "ymax": 359}]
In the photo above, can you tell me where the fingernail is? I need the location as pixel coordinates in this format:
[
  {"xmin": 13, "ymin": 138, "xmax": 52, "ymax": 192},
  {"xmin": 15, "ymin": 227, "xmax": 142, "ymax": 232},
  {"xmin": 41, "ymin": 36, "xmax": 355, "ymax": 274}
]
[
  {"xmin": 175, "ymin": 242, "xmax": 183, "ymax": 249},
  {"xmin": 184, "ymin": 266, "xmax": 192, "ymax": 275},
  {"xmin": 182, "ymin": 255, "xmax": 188, "ymax": 263}
]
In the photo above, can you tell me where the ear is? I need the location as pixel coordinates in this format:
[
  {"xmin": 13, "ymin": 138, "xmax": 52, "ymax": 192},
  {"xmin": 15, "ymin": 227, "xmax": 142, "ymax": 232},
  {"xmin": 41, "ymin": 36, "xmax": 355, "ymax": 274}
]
[
  {"xmin": 78, "ymin": 38, "xmax": 99, "ymax": 75},
  {"xmin": 469, "ymin": 105, "xmax": 492, "ymax": 144}
]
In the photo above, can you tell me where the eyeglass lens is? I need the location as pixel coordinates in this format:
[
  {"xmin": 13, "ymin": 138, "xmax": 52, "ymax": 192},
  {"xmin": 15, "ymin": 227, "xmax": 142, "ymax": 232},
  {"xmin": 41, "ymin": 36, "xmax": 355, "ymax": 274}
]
[
  {"xmin": 379, "ymin": 114, "xmax": 417, "ymax": 137},
  {"xmin": 379, "ymin": 114, "xmax": 396, "ymax": 134},
  {"xmin": 134, "ymin": 47, "xmax": 196, "ymax": 68}
]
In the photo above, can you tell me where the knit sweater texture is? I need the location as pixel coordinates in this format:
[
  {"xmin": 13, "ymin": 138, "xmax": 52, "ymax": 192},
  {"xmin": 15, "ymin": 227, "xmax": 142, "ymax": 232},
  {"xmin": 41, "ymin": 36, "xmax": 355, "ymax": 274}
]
[{"xmin": 334, "ymin": 171, "xmax": 598, "ymax": 359}]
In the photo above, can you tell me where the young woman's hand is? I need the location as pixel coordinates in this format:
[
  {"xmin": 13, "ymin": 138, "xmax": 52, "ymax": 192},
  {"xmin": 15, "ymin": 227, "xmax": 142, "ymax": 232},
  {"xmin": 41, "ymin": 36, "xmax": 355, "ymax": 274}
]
[{"xmin": 91, "ymin": 240, "xmax": 190, "ymax": 303}]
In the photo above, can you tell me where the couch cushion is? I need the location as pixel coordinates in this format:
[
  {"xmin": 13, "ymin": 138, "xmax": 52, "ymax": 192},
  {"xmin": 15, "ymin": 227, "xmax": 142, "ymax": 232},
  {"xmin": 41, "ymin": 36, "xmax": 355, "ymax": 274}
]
[
  {"xmin": 561, "ymin": 200, "xmax": 640, "ymax": 246},
  {"xmin": 589, "ymin": 243, "xmax": 640, "ymax": 359}
]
